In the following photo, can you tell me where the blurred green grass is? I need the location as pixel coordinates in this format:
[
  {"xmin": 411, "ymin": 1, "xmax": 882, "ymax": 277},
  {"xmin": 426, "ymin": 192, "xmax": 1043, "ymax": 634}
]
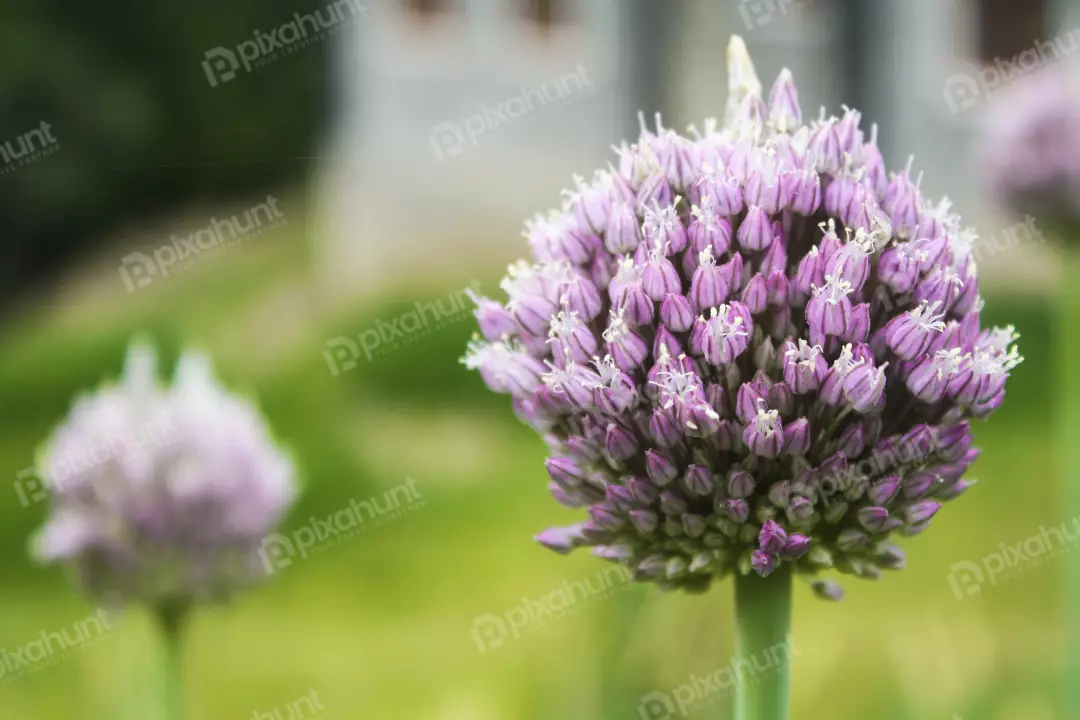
[{"xmin": 0, "ymin": 211, "xmax": 1067, "ymax": 719}]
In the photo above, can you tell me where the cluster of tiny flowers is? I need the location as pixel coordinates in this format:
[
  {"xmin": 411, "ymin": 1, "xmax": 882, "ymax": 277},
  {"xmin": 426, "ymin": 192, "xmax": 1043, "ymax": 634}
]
[
  {"xmin": 982, "ymin": 60, "xmax": 1080, "ymax": 229},
  {"xmin": 34, "ymin": 341, "xmax": 297, "ymax": 606},
  {"xmin": 463, "ymin": 38, "xmax": 1021, "ymax": 598}
]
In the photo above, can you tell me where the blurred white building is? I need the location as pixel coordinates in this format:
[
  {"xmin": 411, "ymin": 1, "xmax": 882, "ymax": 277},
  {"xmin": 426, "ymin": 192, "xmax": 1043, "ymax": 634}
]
[{"xmin": 319, "ymin": 0, "xmax": 635, "ymax": 301}]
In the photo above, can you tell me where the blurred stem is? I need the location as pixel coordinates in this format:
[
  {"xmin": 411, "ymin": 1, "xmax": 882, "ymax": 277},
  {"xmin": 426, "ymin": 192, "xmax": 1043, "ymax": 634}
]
[
  {"xmin": 1065, "ymin": 247, "xmax": 1080, "ymax": 715},
  {"xmin": 733, "ymin": 567, "xmax": 792, "ymax": 720},
  {"xmin": 155, "ymin": 600, "xmax": 190, "ymax": 720}
]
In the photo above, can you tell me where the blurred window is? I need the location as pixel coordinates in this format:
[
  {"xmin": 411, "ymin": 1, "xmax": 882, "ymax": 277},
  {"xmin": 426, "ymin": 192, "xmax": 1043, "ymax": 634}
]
[
  {"xmin": 406, "ymin": 0, "xmax": 455, "ymax": 18},
  {"xmin": 977, "ymin": 0, "xmax": 1045, "ymax": 63},
  {"xmin": 521, "ymin": 0, "xmax": 569, "ymax": 31}
]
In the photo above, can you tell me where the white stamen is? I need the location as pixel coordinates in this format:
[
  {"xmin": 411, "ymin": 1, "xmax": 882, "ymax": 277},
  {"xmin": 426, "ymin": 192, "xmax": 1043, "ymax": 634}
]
[
  {"xmin": 985, "ymin": 325, "xmax": 1020, "ymax": 353},
  {"xmin": 751, "ymin": 400, "xmax": 781, "ymax": 436},
  {"xmin": 602, "ymin": 308, "xmax": 631, "ymax": 343},
  {"xmin": 1000, "ymin": 346, "xmax": 1024, "ymax": 372},
  {"xmin": 547, "ymin": 308, "xmax": 580, "ymax": 341},
  {"xmin": 909, "ymin": 301, "xmax": 947, "ymax": 333},
  {"xmin": 649, "ymin": 356, "xmax": 703, "ymax": 411},
  {"xmin": 812, "ymin": 274, "xmax": 853, "ymax": 304},
  {"xmin": 587, "ymin": 355, "xmax": 622, "ymax": 388},
  {"xmin": 785, "ymin": 338, "xmax": 823, "ymax": 366},
  {"xmin": 541, "ymin": 357, "xmax": 575, "ymax": 394},
  {"xmin": 699, "ymin": 245, "xmax": 717, "ymax": 268},
  {"xmin": 832, "ymin": 344, "xmax": 865, "ymax": 376},
  {"xmin": 613, "ymin": 255, "xmax": 643, "ymax": 285},
  {"xmin": 706, "ymin": 305, "xmax": 748, "ymax": 339},
  {"xmin": 931, "ymin": 348, "xmax": 965, "ymax": 380},
  {"xmin": 642, "ymin": 198, "xmax": 683, "ymax": 240},
  {"xmin": 691, "ymin": 197, "xmax": 719, "ymax": 230}
]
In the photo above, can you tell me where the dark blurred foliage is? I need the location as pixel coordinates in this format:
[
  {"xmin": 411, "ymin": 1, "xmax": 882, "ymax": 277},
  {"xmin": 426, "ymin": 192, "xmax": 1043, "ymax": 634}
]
[{"xmin": 0, "ymin": 0, "xmax": 329, "ymax": 300}]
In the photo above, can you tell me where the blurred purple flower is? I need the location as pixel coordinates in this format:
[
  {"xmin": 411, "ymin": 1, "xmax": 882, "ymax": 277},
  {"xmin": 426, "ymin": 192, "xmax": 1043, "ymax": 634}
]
[
  {"xmin": 981, "ymin": 60, "xmax": 1080, "ymax": 230},
  {"xmin": 33, "ymin": 340, "xmax": 297, "ymax": 605},
  {"xmin": 463, "ymin": 38, "xmax": 1021, "ymax": 597}
]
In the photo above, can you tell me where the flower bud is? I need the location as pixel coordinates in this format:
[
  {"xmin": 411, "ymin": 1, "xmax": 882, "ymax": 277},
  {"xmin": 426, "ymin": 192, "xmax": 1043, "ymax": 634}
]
[
  {"xmin": 737, "ymin": 205, "xmax": 774, "ymax": 251},
  {"xmin": 759, "ymin": 519, "xmax": 788, "ymax": 554},
  {"xmin": 605, "ymin": 422, "xmax": 639, "ymax": 461},
  {"xmin": 843, "ymin": 361, "xmax": 888, "ymax": 413},
  {"xmin": 741, "ymin": 273, "xmax": 769, "ymax": 314},
  {"xmin": 769, "ymin": 68, "xmax": 802, "ymax": 132},
  {"xmin": 660, "ymin": 293, "xmax": 695, "ymax": 332},
  {"xmin": 781, "ymin": 533, "xmax": 811, "ymax": 559},
  {"xmin": 683, "ymin": 464, "xmax": 714, "ymax": 497},
  {"xmin": 783, "ymin": 417, "xmax": 810, "ymax": 456},
  {"xmin": 752, "ymin": 550, "xmax": 778, "ymax": 577}
]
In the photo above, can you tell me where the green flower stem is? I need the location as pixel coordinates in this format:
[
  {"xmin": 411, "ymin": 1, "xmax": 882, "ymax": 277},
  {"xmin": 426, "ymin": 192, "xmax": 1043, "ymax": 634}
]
[
  {"xmin": 155, "ymin": 601, "xmax": 191, "ymax": 720},
  {"xmin": 1064, "ymin": 247, "xmax": 1080, "ymax": 714},
  {"xmin": 733, "ymin": 566, "xmax": 792, "ymax": 720}
]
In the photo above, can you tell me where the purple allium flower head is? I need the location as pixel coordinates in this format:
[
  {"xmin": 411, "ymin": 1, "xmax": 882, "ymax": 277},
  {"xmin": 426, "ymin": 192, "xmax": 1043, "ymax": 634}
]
[
  {"xmin": 463, "ymin": 37, "xmax": 1022, "ymax": 597},
  {"xmin": 33, "ymin": 341, "xmax": 297, "ymax": 605}
]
